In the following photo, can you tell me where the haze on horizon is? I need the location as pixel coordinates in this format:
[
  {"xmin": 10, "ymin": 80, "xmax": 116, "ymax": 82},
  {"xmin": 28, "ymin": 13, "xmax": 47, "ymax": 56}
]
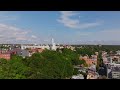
[{"xmin": 0, "ymin": 11, "xmax": 120, "ymax": 45}]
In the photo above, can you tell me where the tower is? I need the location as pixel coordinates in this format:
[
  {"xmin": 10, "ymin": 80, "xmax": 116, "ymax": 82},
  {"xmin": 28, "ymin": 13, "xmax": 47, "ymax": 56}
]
[{"xmin": 51, "ymin": 38, "xmax": 56, "ymax": 51}]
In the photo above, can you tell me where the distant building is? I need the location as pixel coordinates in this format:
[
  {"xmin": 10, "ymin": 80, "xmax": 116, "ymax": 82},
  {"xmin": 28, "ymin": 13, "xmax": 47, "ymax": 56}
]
[
  {"xmin": 51, "ymin": 38, "xmax": 56, "ymax": 51},
  {"xmin": 87, "ymin": 71, "xmax": 99, "ymax": 79},
  {"xmin": 16, "ymin": 48, "xmax": 44, "ymax": 58},
  {"xmin": 95, "ymin": 52, "xmax": 99, "ymax": 56},
  {"xmin": 111, "ymin": 66, "xmax": 120, "ymax": 79},
  {"xmin": 80, "ymin": 55, "xmax": 97, "ymax": 67},
  {"xmin": 0, "ymin": 50, "xmax": 11, "ymax": 60},
  {"xmin": 89, "ymin": 64, "xmax": 96, "ymax": 72},
  {"xmin": 102, "ymin": 51, "xmax": 107, "ymax": 57},
  {"xmin": 21, "ymin": 44, "xmax": 50, "ymax": 50},
  {"xmin": 18, "ymin": 50, "xmax": 30, "ymax": 58},
  {"xmin": 107, "ymin": 63, "xmax": 120, "ymax": 79},
  {"xmin": 72, "ymin": 74, "xmax": 84, "ymax": 79},
  {"xmin": 116, "ymin": 50, "xmax": 120, "ymax": 55}
]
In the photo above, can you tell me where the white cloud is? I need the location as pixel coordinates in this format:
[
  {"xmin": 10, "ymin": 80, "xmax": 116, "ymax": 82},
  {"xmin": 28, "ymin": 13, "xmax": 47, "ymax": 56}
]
[
  {"xmin": 0, "ymin": 23, "xmax": 37, "ymax": 44},
  {"xmin": 31, "ymin": 35, "xmax": 37, "ymax": 39},
  {"xmin": 57, "ymin": 11, "xmax": 101, "ymax": 29}
]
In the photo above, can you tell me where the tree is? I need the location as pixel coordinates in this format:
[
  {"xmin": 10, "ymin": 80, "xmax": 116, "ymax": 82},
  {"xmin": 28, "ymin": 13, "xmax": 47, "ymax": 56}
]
[
  {"xmin": 0, "ymin": 55, "xmax": 30, "ymax": 79},
  {"xmin": 23, "ymin": 50, "xmax": 74, "ymax": 79}
]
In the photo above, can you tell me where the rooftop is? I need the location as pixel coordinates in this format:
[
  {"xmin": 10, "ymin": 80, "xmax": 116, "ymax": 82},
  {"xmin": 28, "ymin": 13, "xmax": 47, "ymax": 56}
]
[{"xmin": 112, "ymin": 67, "xmax": 120, "ymax": 72}]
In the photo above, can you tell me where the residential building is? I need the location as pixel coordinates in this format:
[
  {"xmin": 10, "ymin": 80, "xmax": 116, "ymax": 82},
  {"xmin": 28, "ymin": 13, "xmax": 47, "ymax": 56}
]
[
  {"xmin": 21, "ymin": 44, "xmax": 50, "ymax": 50},
  {"xmin": 28, "ymin": 48, "xmax": 44, "ymax": 56},
  {"xmin": 111, "ymin": 66, "xmax": 120, "ymax": 79},
  {"xmin": 87, "ymin": 71, "xmax": 99, "ymax": 79},
  {"xmin": 18, "ymin": 50, "xmax": 30, "ymax": 58},
  {"xmin": 0, "ymin": 50, "xmax": 11, "ymax": 60},
  {"xmin": 95, "ymin": 52, "xmax": 98, "ymax": 56},
  {"xmin": 116, "ymin": 50, "xmax": 120, "ymax": 55},
  {"xmin": 72, "ymin": 74, "xmax": 84, "ymax": 79},
  {"xmin": 80, "ymin": 55, "xmax": 97, "ymax": 67}
]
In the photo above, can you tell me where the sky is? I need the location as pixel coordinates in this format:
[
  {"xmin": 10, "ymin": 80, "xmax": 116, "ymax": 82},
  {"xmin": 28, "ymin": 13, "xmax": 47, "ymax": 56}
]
[{"xmin": 0, "ymin": 11, "xmax": 120, "ymax": 45}]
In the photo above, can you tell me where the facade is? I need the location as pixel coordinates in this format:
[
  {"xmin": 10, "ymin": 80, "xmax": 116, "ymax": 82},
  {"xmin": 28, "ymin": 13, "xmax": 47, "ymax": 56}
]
[
  {"xmin": 87, "ymin": 71, "xmax": 99, "ymax": 79},
  {"xmin": 21, "ymin": 44, "xmax": 50, "ymax": 50},
  {"xmin": 72, "ymin": 74, "xmax": 84, "ymax": 79},
  {"xmin": 112, "ymin": 71, "xmax": 120, "ymax": 79},
  {"xmin": 89, "ymin": 64, "xmax": 96, "ymax": 72},
  {"xmin": 0, "ymin": 50, "xmax": 11, "ymax": 60},
  {"xmin": 107, "ymin": 63, "xmax": 120, "ymax": 79},
  {"xmin": 116, "ymin": 50, "xmax": 120, "ymax": 55},
  {"xmin": 80, "ymin": 55, "xmax": 97, "ymax": 67},
  {"xmin": 20, "ymin": 50, "xmax": 30, "ymax": 58},
  {"xmin": 28, "ymin": 48, "xmax": 44, "ymax": 56},
  {"xmin": 16, "ymin": 48, "xmax": 44, "ymax": 58},
  {"xmin": 111, "ymin": 66, "xmax": 120, "ymax": 79},
  {"xmin": 103, "ymin": 54, "xmax": 120, "ymax": 65},
  {"xmin": 107, "ymin": 68, "xmax": 112, "ymax": 79},
  {"xmin": 64, "ymin": 45, "xmax": 75, "ymax": 51},
  {"xmin": 95, "ymin": 52, "xmax": 99, "ymax": 56}
]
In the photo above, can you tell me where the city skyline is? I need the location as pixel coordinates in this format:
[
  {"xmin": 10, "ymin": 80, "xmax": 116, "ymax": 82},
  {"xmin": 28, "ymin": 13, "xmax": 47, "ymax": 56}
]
[{"xmin": 0, "ymin": 11, "xmax": 120, "ymax": 44}]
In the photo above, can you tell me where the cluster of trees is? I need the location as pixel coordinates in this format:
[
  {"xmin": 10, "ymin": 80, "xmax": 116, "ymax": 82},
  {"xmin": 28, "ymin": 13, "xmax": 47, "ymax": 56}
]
[
  {"xmin": 75, "ymin": 47, "xmax": 95, "ymax": 57},
  {"xmin": 0, "ymin": 48, "xmax": 86, "ymax": 79},
  {"xmin": 75, "ymin": 45, "xmax": 120, "ymax": 54}
]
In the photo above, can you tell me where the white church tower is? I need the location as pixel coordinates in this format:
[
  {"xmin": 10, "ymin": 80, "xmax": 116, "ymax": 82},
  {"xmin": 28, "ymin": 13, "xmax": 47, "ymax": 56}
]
[{"xmin": 51, "ymin": 38, "xmax": 56, "ymax": 51}]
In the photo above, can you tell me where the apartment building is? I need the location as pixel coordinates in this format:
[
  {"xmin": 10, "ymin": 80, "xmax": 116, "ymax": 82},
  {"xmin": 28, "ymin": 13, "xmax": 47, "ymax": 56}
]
[{"xmin": 111, "ymin": 66, "xmax": 120, "ymax": 79}]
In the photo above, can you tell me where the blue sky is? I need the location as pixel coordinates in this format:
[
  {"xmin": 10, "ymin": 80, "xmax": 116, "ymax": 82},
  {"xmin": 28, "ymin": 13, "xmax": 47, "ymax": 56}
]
[{"xmin": 0, "ymin": 11, "xmax": 120, "ymax": 44}]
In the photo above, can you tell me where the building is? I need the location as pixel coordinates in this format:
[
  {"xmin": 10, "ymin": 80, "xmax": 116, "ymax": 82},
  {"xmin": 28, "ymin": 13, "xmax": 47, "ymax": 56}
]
[
  {"xmin": 16, "ymin": 48, "xmax": 44, "ymax": 58},
  {"xmin": 37, "ymin": 48, "xmax": 44, "ymax": 53},
  {"xmin": 51, "ymin": 38, "xmax": 56, "ymax": 51},
  {"xmin": 18, "ymin": 50, "xmax": 30, "ymax": 58},
  {"xmin": 64, "ymin": 45, "xmax": 75, "ymax": 51},
  {"xmin": 72, "ymin": 74, "xmax": 84, "ymax": 79},
  {"xmin": 111, "ymin": 66, "xmax": 120, "ymax": 79},
  {"xmin": 95, "ymin": 52, "xmax": 99, "ymax": 56},
  {"xmin": 89, "ymin": 64, "xmax": 96, "ymax": 72},
  {"xmin": 28, "ymin": 48, "xmax": 44, "ymax": 56},
  {"xmin": 87, "ymin": 71, "xmax": 99, "ymax": 79},
  {"xmin": 116, "ymin": 50, "xmax": 120, "ymax": 55},
  {"xmin": 21, "ymin": 44, "xmax": 50, "ymax": 50},
  {"xmin": 103, "ymin": 55, "xmax": 120, "ymax": 65},
  {"xmin": 103, "ymin": 57, "xmax": 109, "ymax": 64},
  {"xmin": 102, "ymin": 51, "xmax": 107, "ymax": 56},
  {"xmin": 0, "ymin": 50, "xmax": 11, "ymax": 60},
  {"xmin": 80, "ymin": 55, "xmax": 97, "ymax": 67}
]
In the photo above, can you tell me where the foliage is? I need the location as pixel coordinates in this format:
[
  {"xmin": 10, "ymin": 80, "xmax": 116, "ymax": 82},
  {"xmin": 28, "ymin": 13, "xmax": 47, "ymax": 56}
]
[
  {"xmin": 73, "ymin": 68, "xmax": 79, "ymax": 75},
  {"xmin": 0, "ymin": 49, "xmax": 76, "ymax": 79}
]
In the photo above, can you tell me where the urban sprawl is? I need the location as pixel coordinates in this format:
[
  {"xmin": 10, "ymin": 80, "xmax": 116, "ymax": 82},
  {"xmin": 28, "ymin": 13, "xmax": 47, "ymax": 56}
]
[{"xmin": 0, "ymin": 38, "xmax": 120, "ymax": 79}]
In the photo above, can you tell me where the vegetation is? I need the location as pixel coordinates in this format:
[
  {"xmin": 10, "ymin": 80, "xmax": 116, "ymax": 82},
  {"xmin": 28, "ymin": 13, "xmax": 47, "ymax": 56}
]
[
  {"xmin": 0, "ymin": 48, "xmax": 87, "ymax": 79},
  {"xmin": 1, "ymin": 44, "xmax": 117, "ymax": 79}
]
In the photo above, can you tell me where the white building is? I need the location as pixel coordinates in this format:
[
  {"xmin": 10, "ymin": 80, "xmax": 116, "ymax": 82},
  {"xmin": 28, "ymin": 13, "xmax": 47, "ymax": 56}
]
[
  {"xmin": 51, "ymin": 38, "xmax": 56, "ymax": 51},
  {"xmin": 106, "ymin": 61, "xmax": 120, "ymax": 79},
  {"xmin": 116, "ymin": 50, "xmax": 120, "ymax": 55},
  {"xmin": 111, "ymin": 66, "xmax": 120, "ymax": 79},
  {"xmin": 21, "ymin": 44, "xmax": 50, "ymax": 50},
  {"xmin": 72, "ymin": 74, "xmax": 84, "ymax": 79}
]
